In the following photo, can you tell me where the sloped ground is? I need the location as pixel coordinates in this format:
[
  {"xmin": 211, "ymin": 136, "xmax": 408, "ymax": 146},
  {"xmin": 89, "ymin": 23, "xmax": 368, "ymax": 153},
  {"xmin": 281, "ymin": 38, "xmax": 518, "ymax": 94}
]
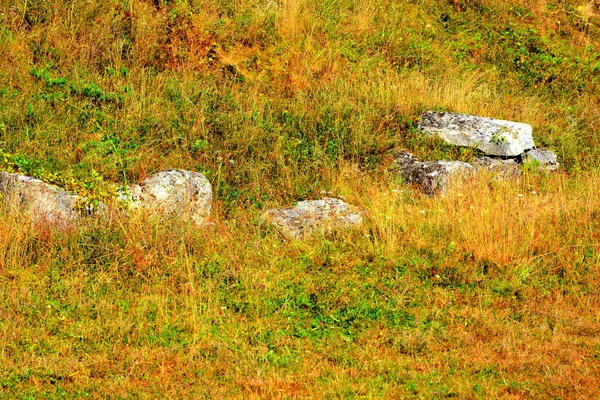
[{"xmin": 0, "ymin": 0, "xmax": 599, "ymax": 397}]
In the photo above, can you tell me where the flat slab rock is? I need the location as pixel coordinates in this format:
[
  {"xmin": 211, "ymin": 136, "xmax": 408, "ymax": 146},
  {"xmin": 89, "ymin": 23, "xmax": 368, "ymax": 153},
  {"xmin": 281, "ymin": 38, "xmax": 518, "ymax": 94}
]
[
  {"xmin": 418, "ymin": 111, "xmax": 535, "ymax": 157},
  {"xmin": 0, "ymin": 171, "xmax": 105, "ymax": 226},
  {"xmin": 119, "ymin": 169, "xmax": 212, "ymax": 225},
  {"xmin": 395, "ymin": 151, "xmax": 475, "ymax": 195},
  {"xmin": 264, "ymin": 198, "xmax": 364, "ymax": 237}
]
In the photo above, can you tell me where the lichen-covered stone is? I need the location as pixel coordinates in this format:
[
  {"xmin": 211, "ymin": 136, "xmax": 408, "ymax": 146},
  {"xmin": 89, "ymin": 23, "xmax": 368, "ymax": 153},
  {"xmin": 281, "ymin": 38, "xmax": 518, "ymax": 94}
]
[
  {"xmin": 524, "ymin": 148, "xmax": 559, "ymax": 171},
  {"xmin": 264, "ymin": 198, "xmax": 364, "ymax": 237},
  {"xmin": 473, "ymin": 156, "xmax": 522, "ymax": 179},
  {"xmin": 418, "ymin": 111, "xmax": 535, "ymax": 157},
  {"xmin": 0, "ymin": 171, "xmax": 105, "ymax": 225},
  {"xmin": 119, "ymin": 169, "xmax": 212, "ymax": 225},
  {"xmin": 395, "ymin": 151, "xmax": 475, "ymax": 195}
]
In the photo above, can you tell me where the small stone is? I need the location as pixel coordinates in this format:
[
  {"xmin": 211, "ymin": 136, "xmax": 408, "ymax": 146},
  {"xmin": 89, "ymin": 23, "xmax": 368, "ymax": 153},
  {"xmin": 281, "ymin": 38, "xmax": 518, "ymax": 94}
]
[
  {"xmin": 394, "ymin": 151, "xmax": 475, "ymax": 196},
  {"xmin": 263, "ymin": 197, "xmax": 364, "ymax": 238},
  {"xmin": 418, "ymin": 111, "xmax": 535, "ymax": 157}
]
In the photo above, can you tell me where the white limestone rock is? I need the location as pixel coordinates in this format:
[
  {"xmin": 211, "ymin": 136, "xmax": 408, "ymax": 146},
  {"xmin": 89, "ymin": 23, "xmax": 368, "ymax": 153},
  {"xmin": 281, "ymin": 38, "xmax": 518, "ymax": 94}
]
[
  {"xmin": 264, "ymin": 197, "xmax": 364, "ymax": 237},
  {"xmin": 524, "ymin": 148, "xmax": 559, "ymax": 171},
  {"xmin": 118, "ymin": 170, "xmax": 212, "ymax": 225},
  {"xmin": 418, "ymin": 111, "xmax": 535, "ymax": 157},
  {"xmin": 395, "ymin": 151, "xmax": 475, "ymax": 196},
  {"xmin": 0, "ymin": 171, "xmax": 105, "ymax": 226}
]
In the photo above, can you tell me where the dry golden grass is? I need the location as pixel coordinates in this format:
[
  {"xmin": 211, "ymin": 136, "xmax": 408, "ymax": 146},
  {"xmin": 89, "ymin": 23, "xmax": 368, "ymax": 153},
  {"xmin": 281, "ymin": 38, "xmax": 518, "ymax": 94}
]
[
  {"xmin": 2, "ymin": 168, "xmax": 600, "ymax": 397},
  {"xmin": 1, "ymin": 0, "xmax": 600, "ymax": 397}
]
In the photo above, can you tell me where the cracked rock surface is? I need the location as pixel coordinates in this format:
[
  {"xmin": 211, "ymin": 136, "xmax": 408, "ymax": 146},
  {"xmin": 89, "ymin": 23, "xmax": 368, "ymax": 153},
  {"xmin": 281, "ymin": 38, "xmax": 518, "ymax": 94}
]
[
  {"xmin": 524, "ymin": 148, "xmax": 559, "ymax": 171},
  {"xmin": 119, "ymin": 170, "xmax": 212, "ymax": 225},
  {"xmin": 473, "ymin": 156, "xmax": 522, "ymax": 179},
  {"xmin": 0, "ymin": 171, "xmax": 105, "ymax": 226},
  {"xmin": 418, "ymin": 111, "xmax": 535, "ymax": 157},
  {"xmin": 395, "ymin": 151, "xmax": 475, "ymax": 195},
  {"xmin": 264, "ymin": 197, "xmax": 364, "ymax": 237}
]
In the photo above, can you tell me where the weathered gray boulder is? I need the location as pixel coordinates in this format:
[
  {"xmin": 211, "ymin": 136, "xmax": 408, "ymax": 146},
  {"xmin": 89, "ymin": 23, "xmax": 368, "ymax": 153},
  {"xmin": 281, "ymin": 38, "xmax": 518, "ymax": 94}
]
[
  {"xmin": 118, "ymin": 169, "xmax": 212, "ymax": 225},
  {"xmin": 524, "ymin": 148, "xmax": 559, "ymax": 171},
  {"xmin": 395, "ymin": 151, "xmax": 475, "ymax": 195},
  {"xmin": 418, "ymin": 111, "xmax": 535, "ymax": 157},
  {"xmin": 0, "ymin": 171, "xmax": 105, "ymax": 225},
  {"xmin": 473, "ymin": 156, "xmax": 522, "ymax": 179},
  {"xmin": 263, "ymin": 198, "xmax": 364, "ymax": 237}
]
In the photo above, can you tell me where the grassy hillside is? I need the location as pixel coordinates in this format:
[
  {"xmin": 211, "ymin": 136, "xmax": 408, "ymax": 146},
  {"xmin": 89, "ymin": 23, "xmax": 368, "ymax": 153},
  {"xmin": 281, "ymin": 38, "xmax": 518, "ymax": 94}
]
[{"xmin": 1, "ymin": 0, "xmax": 600, "ymax": 397}]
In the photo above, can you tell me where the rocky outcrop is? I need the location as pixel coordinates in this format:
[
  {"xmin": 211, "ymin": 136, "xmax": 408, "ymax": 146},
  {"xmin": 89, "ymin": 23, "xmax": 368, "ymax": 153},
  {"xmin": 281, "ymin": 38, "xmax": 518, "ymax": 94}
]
[
  {"xmin": 418, "ymin": 111, "xmax": 535, "ymax": 157},
  {"xmin": 524, "ymin": 148, "xmax": 559, "ymax": 171},
  {"xmin": 0, "ymin": 171, "xmax": 105, "ymax": 225},
  {"xmin": 395, "ymin": 151, "xmax": 475, "ymax": 195},
  {"xmin": 263, "ymin": 198, "xmax": 364, "ymax": 237},
  {"xmin": 396, "ymin": 147, "xmax": 563, "ymax": 195},
  {"xmin": 118, "ymin": 170, "xmax": 212, "ymax": 225}
]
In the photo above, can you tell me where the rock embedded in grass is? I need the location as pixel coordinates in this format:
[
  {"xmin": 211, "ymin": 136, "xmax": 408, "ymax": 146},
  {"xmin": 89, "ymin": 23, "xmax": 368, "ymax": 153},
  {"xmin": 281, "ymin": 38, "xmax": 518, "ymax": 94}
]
[
  {"xmin": 473, "ymin": 156, "xmax": 522, "ymax": 179},
  {"xmin": 263, "ymin": 197, "xmax": 364, "ymax": 238},
  {"xmin": 418, "ymin": 111, "xmax": 535, "ymax": 157},
  {"xmin": 0, "ymin": 171, "xmax": 106, "ymax": 226},
  {"xmin": 524, "ymin": 148, "xmax": 559, "ymax": 171},
  {"xmin": 395, "ymin": 151, "xmax": 475, "ymax": 196},
  {"xmin": 118, "ymin": 169, "xmax": 212, "ymax": 225}
]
